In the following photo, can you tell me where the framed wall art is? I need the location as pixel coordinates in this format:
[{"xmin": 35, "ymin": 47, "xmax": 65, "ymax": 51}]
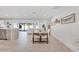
[{"xmin": 61, "ymin": 13, "xmax": 75, "ymax": 24}]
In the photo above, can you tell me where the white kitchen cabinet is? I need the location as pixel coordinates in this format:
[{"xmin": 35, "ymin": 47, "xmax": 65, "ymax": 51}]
[{"xmin": 0, "ymin": 28, "xmax": 19, "ymax": 40}]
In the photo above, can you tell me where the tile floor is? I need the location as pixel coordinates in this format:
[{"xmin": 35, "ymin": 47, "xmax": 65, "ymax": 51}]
[{"xmin": 0, "ymin": 31, "xmax": 72, "ymax": 52}]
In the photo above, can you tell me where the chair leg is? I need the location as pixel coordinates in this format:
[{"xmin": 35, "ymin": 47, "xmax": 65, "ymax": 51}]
[
  {"xmin": 32, "ymin": 35, "xmax": 34, "ymax": 44},
  {"xmin": 32, "ymin": 38, "xmax": 34, "ymax": 44},
  {"xmin": 47, "ymin": 35, "xmax": 48, "ymax": 44}
]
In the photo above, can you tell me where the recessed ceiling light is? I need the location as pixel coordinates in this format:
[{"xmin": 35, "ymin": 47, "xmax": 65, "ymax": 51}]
[
  {"xmin": 5, "ymin": 14, "xmax": 8, "ymax": 17},
  {"xmin": 43, "ymin": 14, "xmax": 47, "ymax": 17},
  {"xmin": 53, "ymin": 6, "xmax": 61, "ymax": 9},
  {"xmin": 24, "ymin": 14, "xmax": 27, "ymax": 16},
  {"xmin": 32, "ymin": 11, "xmax": 36, "ymax": 14}
]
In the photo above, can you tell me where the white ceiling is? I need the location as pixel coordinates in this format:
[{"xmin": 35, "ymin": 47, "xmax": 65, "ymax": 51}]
[
  {"xmin": 0, "ymin": 6, "xmax": 78, "ymax": 20},
  {"xmin": 0, "ymin": 6, "xmax": 63, "ymax": 20}
]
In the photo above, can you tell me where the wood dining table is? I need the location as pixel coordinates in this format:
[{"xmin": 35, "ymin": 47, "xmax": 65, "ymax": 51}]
[{"xmin": 32, "ymin": 32, "xmax": 48, "ymax": 44}]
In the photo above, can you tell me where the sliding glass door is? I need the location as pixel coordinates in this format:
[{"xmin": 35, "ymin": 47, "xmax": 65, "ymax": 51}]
[{"xmin": 19, "ymin": 23, "xmax": 33, "ymax": 31}]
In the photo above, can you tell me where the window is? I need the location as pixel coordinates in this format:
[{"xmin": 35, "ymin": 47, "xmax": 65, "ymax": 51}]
[{"xmin": 19, "ymin": 23, "xmax": 34, "ymax": 31}]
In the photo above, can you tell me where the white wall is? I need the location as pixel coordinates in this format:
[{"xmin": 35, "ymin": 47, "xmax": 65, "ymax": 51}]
[{"xmin": 51, "ymin": 7, "xmax": 79, "ymax": 51}]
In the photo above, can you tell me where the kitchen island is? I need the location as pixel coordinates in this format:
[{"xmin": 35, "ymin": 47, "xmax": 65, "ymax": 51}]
[{"xmin": 0, "ymin": 28, "xmax": 19, "ymax": 40}]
